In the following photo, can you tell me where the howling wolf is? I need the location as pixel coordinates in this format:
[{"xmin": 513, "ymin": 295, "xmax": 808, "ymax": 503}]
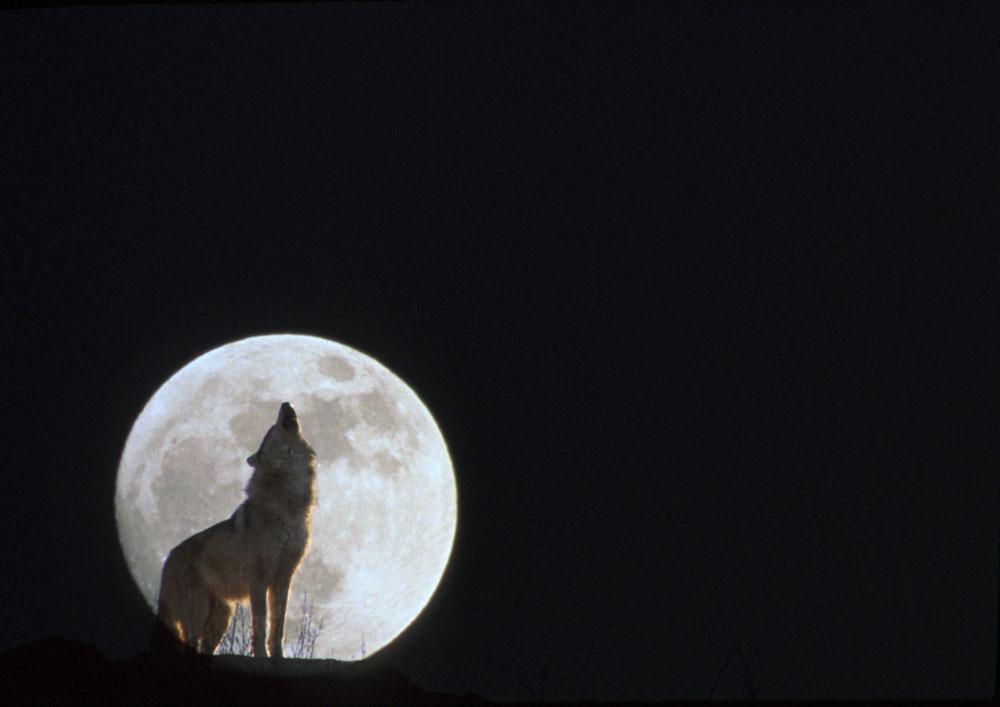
[{"xmin": 155, "ymin": 402, "xmax": 316, "ymax": 658}]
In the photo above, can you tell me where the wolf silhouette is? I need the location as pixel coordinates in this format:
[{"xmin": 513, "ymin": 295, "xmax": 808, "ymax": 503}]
[{"xmin": 154, "ymin": 402, "xmax": 316, "ymax": 658}]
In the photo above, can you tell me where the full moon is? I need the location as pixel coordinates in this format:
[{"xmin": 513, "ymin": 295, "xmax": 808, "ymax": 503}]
[{"xmin": 115, "ymin": 334, "xmax": 457, "ymax": 660}]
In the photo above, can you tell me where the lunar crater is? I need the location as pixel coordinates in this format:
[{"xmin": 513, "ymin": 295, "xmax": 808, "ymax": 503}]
[{"xmin": 318, "ymin": 354, "xmax": 355, "ymax": 381}]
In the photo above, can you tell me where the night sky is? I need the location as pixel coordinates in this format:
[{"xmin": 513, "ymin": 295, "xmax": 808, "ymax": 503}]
[{"xmin": 1, "ymin": 3, "xmax": 996, "ymax": 701}]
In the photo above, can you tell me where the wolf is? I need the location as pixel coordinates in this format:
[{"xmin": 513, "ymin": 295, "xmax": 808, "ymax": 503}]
[{"xmin": 154, "ymin": 402, "xmax": 316, "ymax": 658}]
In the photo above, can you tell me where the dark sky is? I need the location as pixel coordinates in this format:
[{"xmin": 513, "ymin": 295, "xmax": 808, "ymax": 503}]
[{"xmin": 1, "ymin": 3, "xmax": 996, "ymax": 701}]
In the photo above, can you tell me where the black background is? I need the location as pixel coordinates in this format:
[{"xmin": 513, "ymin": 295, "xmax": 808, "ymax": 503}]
[{"xmin": 1, "ymin": 3, "xmax": 997, "ymax": 701}]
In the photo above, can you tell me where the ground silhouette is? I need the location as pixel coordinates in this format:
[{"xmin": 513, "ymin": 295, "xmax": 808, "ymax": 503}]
[
  {"xmin": 1, "ymin": 636, "xmax": 995, "ymax": 705},
  {"xmin": 0, "ymin": 636, "xmax": 486, "ymax": 705}
]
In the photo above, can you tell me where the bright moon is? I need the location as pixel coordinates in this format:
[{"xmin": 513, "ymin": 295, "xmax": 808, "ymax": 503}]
[{"xmin": 115, "ymin": 334, "xmax": 457, "ymax": 660}]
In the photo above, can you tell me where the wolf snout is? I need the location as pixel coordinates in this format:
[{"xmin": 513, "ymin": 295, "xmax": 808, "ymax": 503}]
[{"xmin": 279, "ymin": 402, "xmax": 298, "ymax": 429}]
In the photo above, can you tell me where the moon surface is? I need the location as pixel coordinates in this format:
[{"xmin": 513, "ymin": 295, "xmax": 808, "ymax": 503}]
[{"xmin": 115, "ymin": 334, "xmax": 457, "ymax": 659}]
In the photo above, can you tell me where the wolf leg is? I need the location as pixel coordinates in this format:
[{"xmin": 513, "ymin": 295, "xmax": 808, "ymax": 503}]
[
  {"xmin": 267, "ymin": 574, "xmax": 292, "ymax": 659},
  {"xmin": 176, "ymin": 586, "xmax": 211, "ymax": 652},
  {"xmin": 250, "ymin": 583, "xmax": 268, "ymax": 657},
  {"xmin": 151, "ymin": 608, "xmax": 184, "ymax": 655},
  {"xmin": 202, "ymin": 595, "xmax": 234, "ymax": 654}
]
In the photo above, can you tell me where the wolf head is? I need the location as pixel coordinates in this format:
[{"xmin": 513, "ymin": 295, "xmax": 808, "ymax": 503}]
[{"xmin": 246, "ymin": 402, "xmax": 316, "ymax": 470}]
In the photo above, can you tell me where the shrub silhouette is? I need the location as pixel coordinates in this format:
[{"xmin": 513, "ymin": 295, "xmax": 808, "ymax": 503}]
[{"xmin": 289, "ymin": 591, "xmax": 325, "ymax": 659}]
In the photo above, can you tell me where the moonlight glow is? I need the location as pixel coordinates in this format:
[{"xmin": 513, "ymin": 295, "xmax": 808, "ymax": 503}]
[{"xmin": 115, "ymin": 334, "xmax": 457, "ymax": 660}]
